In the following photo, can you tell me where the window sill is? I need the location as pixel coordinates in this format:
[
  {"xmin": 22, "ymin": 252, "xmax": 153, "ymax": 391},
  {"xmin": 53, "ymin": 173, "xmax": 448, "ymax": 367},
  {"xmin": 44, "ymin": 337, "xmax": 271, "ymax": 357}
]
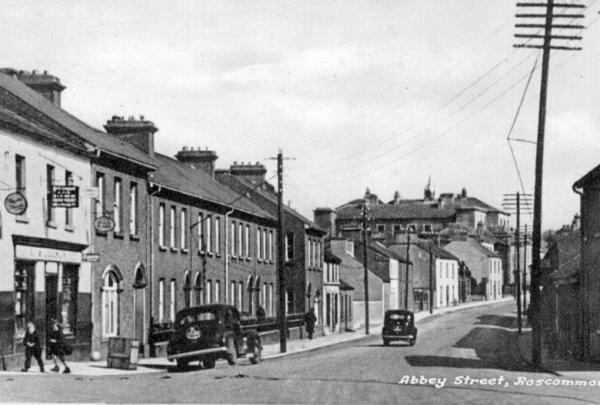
[
  {"xmin": 96, "ymin": 231, "xmax": 108, "ymax": 237},
  {"xmin": 206, "ymin": 252, "xmax": 214, "ymax": 257},
  {"xmin": 216, "ymin": 253, "xmax": 222, "ymax": 258},
  {"xmin": 159, "ymin": 245, "xmax": 167, "ymax": 251},
  {"xmin": 113, "ymin": 232, "xmax": 124, "ymax": 240},
  {"xmin": 46, "ymin": 220, "xmax": 58, "ymax": 229},
  {"xmin": 130, "ymin": 234, "xmax": 140, "ymax": 241},
  {"xmin": 170, "ymin": 247, "xmax": 179, "ymax": 253},
  {"xmin": 245, "ymin": 257, "xmax": 251, "ymax": 262},
  {"xmin": 181, "ymin": 248, "xmax": 189, "ymax": 254},
  {"xmin": 16, "ymin": 216, "xmax": 30, "ymax": 224},
  {"xmin": 65, "ymin": 225, "xmax": 75, "ymax": 232}
]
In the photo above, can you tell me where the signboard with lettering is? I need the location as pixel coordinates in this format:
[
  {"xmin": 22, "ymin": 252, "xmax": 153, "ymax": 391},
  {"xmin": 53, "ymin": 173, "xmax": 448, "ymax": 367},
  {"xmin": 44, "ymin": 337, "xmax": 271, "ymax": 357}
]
[
  {"xmin": 94, "ymin": 216, "xmax": 115, "ymax": 233},
  {"xmin": 4, "ymin": 192, "xmax": 28, "ymax": 215},
  {"xmin": 15, "ymin": 245, "xmax": 81, "ymax": 263},
  {"xmin": 50, "ymin": 186, "xmax": 79, "ymax": 208},
  {"xmin": 83, "ymin": 253, "xmax": 101, "ymax": 262}
]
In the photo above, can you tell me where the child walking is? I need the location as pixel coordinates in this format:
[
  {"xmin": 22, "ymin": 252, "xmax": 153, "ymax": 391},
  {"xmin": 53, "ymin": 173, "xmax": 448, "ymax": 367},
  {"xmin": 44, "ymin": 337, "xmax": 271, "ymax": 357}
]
[
  {"xmin": 21, "ymin": 322, "xmax": 44, "ymax": 372},
  {"xmin": 47, "ymin": 319, "xmax": 70, "ymax": 374}
]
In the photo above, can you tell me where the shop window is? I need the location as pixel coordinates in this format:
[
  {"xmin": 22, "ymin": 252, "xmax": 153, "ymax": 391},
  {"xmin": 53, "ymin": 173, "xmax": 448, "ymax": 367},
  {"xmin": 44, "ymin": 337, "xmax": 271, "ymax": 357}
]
[
  {"xmin": 61, "ymin": 265, "xmax": 78, "ymax": 335},
  {"xmin": 14, "ymin": 262, "xmax": 35, "ymax": 337},
  {"xmin": 102, "ymin": 270, "xmax": 120, "ymax": 337}
]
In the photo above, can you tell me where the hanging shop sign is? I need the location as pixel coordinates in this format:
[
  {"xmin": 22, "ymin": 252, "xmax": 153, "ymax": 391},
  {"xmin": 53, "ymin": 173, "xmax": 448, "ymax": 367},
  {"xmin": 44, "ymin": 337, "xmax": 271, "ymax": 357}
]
[
  {"xmin": 94, "ymin": 216, "xmax": 115, "ymax": 233},
  {"xmin": 4, "ymin": 192, "xmax": 28, "ymax": 215},
  {"xmin": 50, "ymin": 185, "xmax": 79, "ymax": 208}
]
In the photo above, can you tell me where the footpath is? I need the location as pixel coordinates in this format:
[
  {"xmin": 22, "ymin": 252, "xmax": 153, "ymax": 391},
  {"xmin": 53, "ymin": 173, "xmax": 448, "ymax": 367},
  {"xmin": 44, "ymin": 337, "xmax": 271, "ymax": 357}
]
[{"xmin": 2, "ymin": 297, "xmax": 512, "ymax": 377}]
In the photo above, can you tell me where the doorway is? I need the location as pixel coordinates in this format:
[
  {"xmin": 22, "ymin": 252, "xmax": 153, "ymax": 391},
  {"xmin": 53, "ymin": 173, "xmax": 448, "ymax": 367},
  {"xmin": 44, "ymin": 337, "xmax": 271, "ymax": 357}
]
[
  {"xmin": 45, "ymin": 273, "xmax": 58, "ymax": 358},
  {"xmin": 134, "ymin": 288, "xmax": 145, "ymax": 356}
]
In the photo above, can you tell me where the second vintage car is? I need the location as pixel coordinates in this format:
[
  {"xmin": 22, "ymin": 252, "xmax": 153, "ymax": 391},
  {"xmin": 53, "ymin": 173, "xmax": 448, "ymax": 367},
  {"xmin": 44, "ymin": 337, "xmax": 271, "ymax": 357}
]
[
  {"xmin": 381, "ymin": 309, "xmax": 417, "ymax": 346},
  {"xmin": 166, "ymin": 304, "xmax": 262, "ymax": 369}
]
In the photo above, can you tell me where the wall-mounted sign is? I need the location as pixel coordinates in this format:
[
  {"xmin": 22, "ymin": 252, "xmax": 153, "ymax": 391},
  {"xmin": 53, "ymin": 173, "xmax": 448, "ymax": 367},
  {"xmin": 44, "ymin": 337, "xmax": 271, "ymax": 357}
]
[
  {"xmin": 50, "ymin": 186, "xmax": 79, "ymax": 208},
  {"xmin": 4, "ymin": 192, "xmax": 28, "ymax": 215},
  {"xmin": 83, "ymin": 187, "xmax": 99, "ymax": 199},
  {"xmin": 94, "ymin": 216, "xmax": 115, "ymax": 233},
  {"xmin": 83, "ymin": 253, "xmax": 101, "ymax": 262},
  {"xmin": 16, "ymin": 245, "xmax": 81, "ymax": 263}
]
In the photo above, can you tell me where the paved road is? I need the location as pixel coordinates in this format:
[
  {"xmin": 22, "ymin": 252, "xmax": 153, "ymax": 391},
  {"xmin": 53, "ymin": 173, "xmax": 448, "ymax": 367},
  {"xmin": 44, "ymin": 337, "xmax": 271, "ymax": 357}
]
[{"xmin": 3, "ymin": 301, "xmax": 600, "ymax": 404}]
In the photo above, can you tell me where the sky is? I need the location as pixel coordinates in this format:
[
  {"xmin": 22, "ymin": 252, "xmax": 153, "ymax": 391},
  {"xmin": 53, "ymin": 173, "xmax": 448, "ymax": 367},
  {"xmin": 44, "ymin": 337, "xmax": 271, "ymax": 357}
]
[{"xmin": 1, "ymin": 0, "xmax": 599, "ymax": 230}]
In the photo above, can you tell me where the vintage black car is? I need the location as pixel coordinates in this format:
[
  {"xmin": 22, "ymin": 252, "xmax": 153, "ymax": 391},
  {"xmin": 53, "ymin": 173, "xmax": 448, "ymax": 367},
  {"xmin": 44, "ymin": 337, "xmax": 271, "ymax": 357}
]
[
  {"xmin": 166, "ymin": 304, "xmax": 262, "ymax": 369},
  {"xmin": 381, "ymin": 309, "xmax": 417, "ymax": 346}
]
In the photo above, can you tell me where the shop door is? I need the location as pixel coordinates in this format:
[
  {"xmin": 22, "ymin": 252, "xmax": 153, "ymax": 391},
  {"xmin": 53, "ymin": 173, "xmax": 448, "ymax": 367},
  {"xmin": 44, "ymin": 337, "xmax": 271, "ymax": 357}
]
[{"xmin": 45, "ymin": 274, "xmax": 58, "ymax": 358}]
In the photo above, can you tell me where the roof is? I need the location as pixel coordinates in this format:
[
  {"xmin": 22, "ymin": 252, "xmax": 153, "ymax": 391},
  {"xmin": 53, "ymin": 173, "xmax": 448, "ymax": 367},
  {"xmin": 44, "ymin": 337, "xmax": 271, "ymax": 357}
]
[
  {"xmin": 216, "ymin": 172, "xmax": 324, "ymax": 231},
  {"xmin": 152, "ymin": 153, "xmax": 274, "ymax": 220},
  {"xmin": 444, "ymin": 238, "xmax": 501, "ymax": 259},
  {"xmin": 548, "ymin": 230, "xmax": 580, "ymax": 280},
  {"xmin": 339, "ymin": 278, "xmax": 354, "ymax": 291},
  {"xmin": 0, "ymin": 71, "xmax": 158, "ymax": 169},
  {"xmin": 574, "ymin": 163, "xmax": 600, "ymax": 189},
  {"xmin": 368, "ymin": 242, "xmax": 409, "ymax": 264},
  {"xmin": 336, "ymin": 203, "xmax": 456, "ymax": 221},
  {"xmin": 324, "ymin": 251, "xmax": 342, "ymax": 264},
  {"xmin": 414, "ymin": 240, "xmax": 460, "ymax": 261}
]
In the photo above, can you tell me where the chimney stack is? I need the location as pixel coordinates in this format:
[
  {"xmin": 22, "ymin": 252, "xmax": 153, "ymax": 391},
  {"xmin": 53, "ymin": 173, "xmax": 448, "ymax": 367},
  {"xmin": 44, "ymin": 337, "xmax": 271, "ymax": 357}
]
[
  {"xmin": 175, "ymin": 147, "xmax": 218, "ymax": 177},
  {"xmin": 314, "ymin": 207, "xmax": 337, "ymax": 237},
  {"xmin": 0, "ymin": 68, "xmax": 65, "ymax": 107},
  {"xmin": 104, "ymin": 115, "xmax": 158, "ymax": 156},
  {"xmin": 229, "ymin": 161, "xmax": 267, "ymax": 185}
]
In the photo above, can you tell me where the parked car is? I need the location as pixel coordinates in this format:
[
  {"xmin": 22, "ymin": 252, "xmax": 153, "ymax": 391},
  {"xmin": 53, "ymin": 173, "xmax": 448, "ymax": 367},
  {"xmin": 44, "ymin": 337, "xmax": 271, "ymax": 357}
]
[
  {"xmin": 381, "ymin": 309, "xmax": 417, "ymax": 346},
  {"xmin": 167, "ymin": 304, "xmax": 262, "ymax": 369}
]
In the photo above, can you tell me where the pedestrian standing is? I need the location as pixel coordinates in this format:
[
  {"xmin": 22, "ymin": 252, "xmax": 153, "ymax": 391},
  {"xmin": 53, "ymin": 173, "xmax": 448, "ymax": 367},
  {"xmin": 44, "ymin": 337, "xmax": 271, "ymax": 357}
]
[
  {"xmin": 21, "ymin": 322, "xmax": 44, "ymax": 372},
  {"xmin": 47, "ymin": 319, "xmax": 71, "ymax": 374},
  {"xmin": 304, "ymin": 308, "xmax": 317, "ymax": 340}
]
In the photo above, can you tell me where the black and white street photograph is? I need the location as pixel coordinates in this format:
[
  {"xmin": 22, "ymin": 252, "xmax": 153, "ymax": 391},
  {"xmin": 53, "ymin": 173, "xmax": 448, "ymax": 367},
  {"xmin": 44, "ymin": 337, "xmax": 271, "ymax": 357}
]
[{"xmin": 1, "ymin": 1, "xmax": 600, "ymax": 404}]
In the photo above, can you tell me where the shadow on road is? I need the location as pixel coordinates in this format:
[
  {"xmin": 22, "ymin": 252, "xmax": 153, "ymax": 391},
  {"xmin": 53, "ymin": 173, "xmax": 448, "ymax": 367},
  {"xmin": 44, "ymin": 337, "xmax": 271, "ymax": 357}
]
[{"xmin": 406, "ymin": 313, "xmax": 544, "ymax": 373}]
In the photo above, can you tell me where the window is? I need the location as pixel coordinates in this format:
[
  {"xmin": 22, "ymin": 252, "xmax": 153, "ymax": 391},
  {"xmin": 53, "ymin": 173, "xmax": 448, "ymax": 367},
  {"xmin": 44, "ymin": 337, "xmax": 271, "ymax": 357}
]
[
  {"xmin": 316, "ymin": 242, "xmax": 321, "ymax": 269},
  {"xmin": 61, "ymin": 265, "xmax": 78, "ymax": 334},
  {"xmin": 245, "ymin": 225, "xmax": 250, "ymax": 258},
  {"xmin": 256, "ymin": 228, "xmax": 261, "ymax": 259},
  {"xmin": 230, "ymin": 222, "xmax": 236, "ymax": 256},
  {"xmin": 268, "ymin": 283, "xmax": 274, "ymax": 316},
  {"xmin": 213, "ymin": 216, "xmax": 220, "ymax": 254},
  {"xmin": 424, "ymin": 224, "xmax": 432, "ymax": 233},
  {"xmin": 96, "ymin": 173, "xmax": 105, "ymax": 219},
  {"xmin": 184, "ymin": 273, "xmax": 192, "ymax": 308},
  {"xmin": 286, "ymin": 289, "xmax": 295, "ymax": 314},
  {"xmin": 158, "ymin": 278, "xmax": 165, "ymax": 322},
  {"xmin": 102, "ymin": 271, "xmax": 119, "ymax": 336},
  {"xmin": 169, "ymin": 206, "xmax": 176, "ymax": 248},
  {"xmin": 206, "ymin": 217, "xmax": 212, "ymax": 253},
  {"xmin": 158, "ymin": 204, "xmax": 166, "ymax": 247},
  {"xmin": 206, "ymin": 280, "xmax": 212, "ymax": 304},
  {"xmin": 262, "ymin": 229, "xmax": 267, "ymax": 261},
  {"xmin": 14, "ymin": 262, "xmax": 34, "ymax": 336},
  {"xmin": 268, "ymin": 231, "xmax": 273, "ymax": 261},
  {"xmin": 180, "ymin": 208, "xmax": 187, "ymax": 249},
  {"xmin": 129, "ymin": 183, "xmax": 138, "ymax": 235},
  {"xmin": 230, "ymin": 282, "xmax": 236, "ymax": 306},
  {"xmin": 238, "ymin": 282, "xmax": 243, "ymax": 311},
  {"xmin": 170, "ymin": 279, "xmax": 176, "ymax": 321},
  {"xmin": 15, "ymin": 154, "xmax": 26, "ymax": 195},
  {"xmin": 65, "ymin": 171, "xmax": 73, "ymax": 227},
  {"xmin": 214, "ymin": 280, "xmax": 220, "ymax": 303},
  {"xmin": 198, "ymin": 213, "xmax": 204, "ymax": 252},
  {"xmin": 113, "ymin": 178, "xmax": 122, "ymax": 233},
  {"xmin": 194, "ymin": 273, "xmax": 203, "ymax": 305},
  {"xmin": 46, "ymin": 165, "xmax": 55, "ymax": 223},
  {"xmin": 285, "ymin": 233, "xmax": 294, "ymax": 261},
  {"xmin": 238, "ymin": 223, "xmax": 243, "ymax": 257},
  {"xmin": 377, "ymin": 224, "xmax": 385, "ymax": 233},
  {"xmin": 393, "ymin": 225, "xmax": 401, "ymax": 235}
]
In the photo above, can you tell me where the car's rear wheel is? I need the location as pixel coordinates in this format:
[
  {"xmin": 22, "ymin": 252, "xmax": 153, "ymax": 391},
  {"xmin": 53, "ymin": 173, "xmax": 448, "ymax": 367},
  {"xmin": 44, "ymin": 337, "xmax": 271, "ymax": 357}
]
[
  {"xmin": 176, "ymin": 359, "xmax": 189, "ymax": 370},
  {"xmin": 226, "ymin": 336, "xmax": 238, "ymax": 365},
  {"xmin": 203, "ymin": 357, "xmax": 216, "ymax": 369},
  {"xmin": 383, "ymin": 339, "xmax": 390, "ymax": 346}
]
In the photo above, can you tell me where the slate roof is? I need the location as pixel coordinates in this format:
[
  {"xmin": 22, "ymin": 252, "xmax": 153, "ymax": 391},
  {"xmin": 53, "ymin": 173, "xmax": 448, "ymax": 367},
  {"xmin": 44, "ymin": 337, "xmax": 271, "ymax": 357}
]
[
  {"xmin": 574, "ymin": 163, "xmax": 600, "ymax": 188},
  {"xmin": 414, "ymin": 240, "xmax": 460, "ymax": 261},
  {"xmin": 445, "ymin": 239, "xmax": 501, "ymax": 259},
  {"xmin": 336, "ymin": 203, "xmax": 456, "ymax": 221},
  {"xmin": 0, "ymin": 71, "xmax": 158, "ymax": 168},
  {"xmin": 339, "ymin": 278, "xmax": 354, "ymax": 291},
  {"xmin": 216, "ymin": 172, "xmax": 324, "ymax": 230},
  {"xmin": 152, "ymin": 154, "xmax": 274, "ymax": 219}
]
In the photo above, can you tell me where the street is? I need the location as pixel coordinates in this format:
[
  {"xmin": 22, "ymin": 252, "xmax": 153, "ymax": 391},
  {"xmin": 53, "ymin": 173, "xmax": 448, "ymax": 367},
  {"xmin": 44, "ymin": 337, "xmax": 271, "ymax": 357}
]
[{"xmin": 2, "ymin": 301, "xmax": 600, "ymax": 404}]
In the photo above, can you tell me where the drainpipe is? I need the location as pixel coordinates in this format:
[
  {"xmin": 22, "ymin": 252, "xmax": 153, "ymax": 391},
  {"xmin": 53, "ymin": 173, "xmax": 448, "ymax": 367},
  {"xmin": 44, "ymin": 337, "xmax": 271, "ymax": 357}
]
[
  {"xmin": 148, "ymin": 182, "xmax": 161, "ymax": 357},
  {"xmin": 572, "ymin": 183, "xmax": 587, "ymax": 359},
  {"xmin": 224, "ymin": 207, "xmax": 235, "ymax": 304}
]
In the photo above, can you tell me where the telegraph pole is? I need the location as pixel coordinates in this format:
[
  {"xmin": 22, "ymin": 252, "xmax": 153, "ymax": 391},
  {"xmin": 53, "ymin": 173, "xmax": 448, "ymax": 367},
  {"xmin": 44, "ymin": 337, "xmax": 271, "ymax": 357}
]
[
  {"xmin": 276, "ymin": 150, "xmax": 287, "ymax": 353},
  {"xmin": 523, "ymin": 224, "xmax": 529, "ymax": 315},
  {"xmin": 514, "ymin": 0, "xmax": 584, "ymax": 365},
  {"xmin": 516, "ymin": 192, "xmax": 523, "ymax": 334},
  {"xmin": 362, "ymin": 203, "xmax": 370, "ymax": 335},
  {"xmin": 429, "ymin": 241, "xmax": 434, "ymax": 315},
  {"xmin": 404, "ymin": 230, "xmax": 411, "ymax": 310}
]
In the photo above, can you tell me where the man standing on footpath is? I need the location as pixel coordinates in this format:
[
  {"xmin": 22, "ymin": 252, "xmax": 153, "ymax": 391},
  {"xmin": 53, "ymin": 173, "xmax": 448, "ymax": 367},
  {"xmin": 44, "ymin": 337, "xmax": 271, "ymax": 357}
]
[{"xmin": 21, "ymin": 322, "xmax": 44, "ymax": 372}]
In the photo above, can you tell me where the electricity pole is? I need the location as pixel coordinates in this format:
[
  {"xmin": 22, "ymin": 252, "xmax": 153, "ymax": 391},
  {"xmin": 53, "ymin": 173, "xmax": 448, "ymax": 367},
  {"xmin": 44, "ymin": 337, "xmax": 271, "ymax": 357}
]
[
  {"xmin": 429, "ymin": 241, "xmax": 434, "ymax": 315},
  {"xmin": 404, "ymin": 230, "xmax": 411, "ymax": 310},
  {"xmin": 274, "ymin": 150, "xmax": 288, "ymax": 353},
  {"xmin": 362, "ymin": 203, "xmax": 370, "ymax": 335},
  {"xmin": 523, "ymin": 224, "xmax": 529, "ymax": 315},
  {"xmin": 514, "ymin": 0, "xmax": 584, "ymax": 365}
]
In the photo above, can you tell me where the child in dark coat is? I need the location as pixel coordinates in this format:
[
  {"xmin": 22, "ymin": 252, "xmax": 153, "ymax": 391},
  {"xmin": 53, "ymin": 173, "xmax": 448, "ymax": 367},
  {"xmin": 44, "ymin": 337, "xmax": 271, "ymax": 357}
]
[
  {"xmin": 21, "ymin": 322, "xmax": 44, "ymax": 372},
  {"xmin": 47, "ymin": 319, "xmax": 70, "ymax": 373}
]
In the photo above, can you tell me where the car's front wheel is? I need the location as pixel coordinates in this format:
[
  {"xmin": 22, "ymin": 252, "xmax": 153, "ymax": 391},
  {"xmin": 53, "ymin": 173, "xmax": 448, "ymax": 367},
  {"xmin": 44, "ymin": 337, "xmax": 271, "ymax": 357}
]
[
  {"xmin": 203, "ymin": 357, "xmax": 216, "ymax": 369},
  {"xmin": 225, "ymin": 336, "xmax": 238, "ymax": 365}
]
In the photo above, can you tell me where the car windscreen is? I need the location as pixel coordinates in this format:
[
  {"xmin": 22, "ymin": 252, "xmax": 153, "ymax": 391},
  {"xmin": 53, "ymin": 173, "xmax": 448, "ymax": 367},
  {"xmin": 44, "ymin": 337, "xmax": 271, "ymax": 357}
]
[
  {"xmin": 177, "ymin": 310, "xmax": 217, "ymax": 326},
  {"xmin": 386, "ymin": 313, "xmax": 411, "ymax": 322}
]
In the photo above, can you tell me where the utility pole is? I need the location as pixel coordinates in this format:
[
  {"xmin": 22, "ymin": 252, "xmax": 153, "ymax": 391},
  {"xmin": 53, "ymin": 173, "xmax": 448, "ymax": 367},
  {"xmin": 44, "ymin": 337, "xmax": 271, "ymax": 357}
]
[
  {"xmin": 276, "ymin": 150, "xmax": 287, "ymax": 353},
  {"xmin": 404, "ymin": 230, "xmax": 411, "ymax": 310},
  {"xmin": 523, "ymin": 224, "xmax": 529, "ymax": 316},
  {"xmin": 429, "ymin": 241, "xmax": 434, "ymax": 315},
  {"xmin": 362, "ymin": 203, "xmax": 370, "ymax": 335},
  {"xmin": 503, "ymin": 192, "xmax": 532, "ymax": 335},
  {"xmin": 514, "ymin": 0, "xmax": 584, "ymax": 365}
]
